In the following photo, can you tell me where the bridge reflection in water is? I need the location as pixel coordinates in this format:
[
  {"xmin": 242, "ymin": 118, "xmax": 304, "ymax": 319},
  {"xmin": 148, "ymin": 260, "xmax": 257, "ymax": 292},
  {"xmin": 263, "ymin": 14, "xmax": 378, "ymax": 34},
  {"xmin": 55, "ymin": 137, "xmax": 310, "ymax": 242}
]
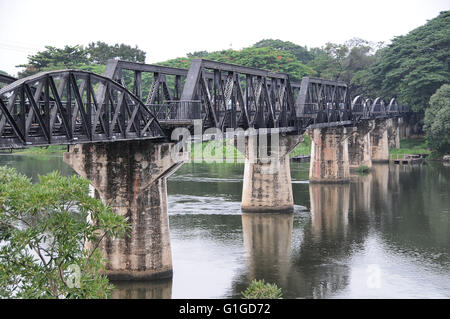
[
  {"xmin": 112, "ymin": 161, "xmax": 448, "ymax": 298},
  {"xmin": 241, "ymin": 212, "xmax": 294, "ymax": 288},
  {"xmin": 103, "ymin": 162, "xmax": 450, "ymax": 298},
  {"xmin": 111, "ymin": 279, "xmax": 172, "ymax": 299}
]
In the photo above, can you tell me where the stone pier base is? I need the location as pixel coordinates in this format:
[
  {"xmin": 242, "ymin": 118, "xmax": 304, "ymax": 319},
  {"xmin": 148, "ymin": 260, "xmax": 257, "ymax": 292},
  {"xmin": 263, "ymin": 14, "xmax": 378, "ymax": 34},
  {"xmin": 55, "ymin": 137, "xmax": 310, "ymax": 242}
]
[
  {"xmin": 308, "ymin": 126, "xmax": 352, "ymax": 183},
  {"xmin": 241, "ymin": 134, "xmax": 303, "ymax": 213},
  {"xmin": 348, "ymin": 121, "xmax": 374, "ymax": 169},
  {"xmin": 64, "ymin": 140, "xmax": 187, "ymax": 280},
  {"xmin": 371, "ymin": 119, "xmax": 390, "ymax": 163}
]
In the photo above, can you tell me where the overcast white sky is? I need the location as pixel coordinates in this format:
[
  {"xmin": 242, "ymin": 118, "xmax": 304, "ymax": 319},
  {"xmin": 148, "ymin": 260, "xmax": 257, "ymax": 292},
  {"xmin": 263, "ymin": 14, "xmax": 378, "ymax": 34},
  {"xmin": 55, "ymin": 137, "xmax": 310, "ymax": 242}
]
[{"xmin": 0, "ymin": 0, "xmax": 448, "ymax": 76}]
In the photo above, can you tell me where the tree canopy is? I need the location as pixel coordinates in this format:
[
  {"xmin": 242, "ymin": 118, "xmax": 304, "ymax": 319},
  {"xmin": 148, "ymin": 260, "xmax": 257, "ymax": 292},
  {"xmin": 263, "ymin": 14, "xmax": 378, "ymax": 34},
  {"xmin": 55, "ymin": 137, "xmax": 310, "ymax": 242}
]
[
  {"xmin": 17, "ymin": 42, "xmax": 146, "ymax": 78},
  {"xmin": 367, "ymin": 11, "xmax": 450, "ymax": 112},
  {"xmin": 307, "ymin": 38, "xmax": 382, "ymax": 96},
  {"xmin": 86, "ymin": 41, "xmax": 146, "ymax": 65},
  {"xmin": 159, "ymin": 47, "xmax": 315, "ymax": 82},
  {"xmin": 252, "ymin": 39, "xmax": 314, "ymax": 64}
]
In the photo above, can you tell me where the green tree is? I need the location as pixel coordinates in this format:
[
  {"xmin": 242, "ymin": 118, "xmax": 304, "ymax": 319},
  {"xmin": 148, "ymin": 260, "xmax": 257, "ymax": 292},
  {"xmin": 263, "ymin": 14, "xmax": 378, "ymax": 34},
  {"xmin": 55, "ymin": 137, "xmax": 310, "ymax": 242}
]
[
  {"xmin": 86, "ymin": 41, "xmax": 146, "ymax": 65},
  {"xmin": 423, "ymin": 84, "xmax": 450, "ymax": 154},
  {"xmin": 159, "ymin": 47, "xmax": 315, "ymax": 82},
  {"xmin": 308, "ymin": 38, "xmax": 379, "ymax": 96},
  {"xmin": 187, "ymin": 50, "xmax": 209, "ymax": 58},
  {"xmin": 17, "ymin": 45, "xmax": 89, "ymax": 77},
  {"xmin": 368, "ymin": 11, "xmax": 450, "ymax": 111},
  {"xmin": 0, "ymin": 167, "xmax": 130, "ymax": 298},
  {"xmin": 253, "ymin": 39, "xmax": 314, "ymax": 63},
  {"xmin": 17, "ymin": 43, "xmax": 146, "ymax": 78}
]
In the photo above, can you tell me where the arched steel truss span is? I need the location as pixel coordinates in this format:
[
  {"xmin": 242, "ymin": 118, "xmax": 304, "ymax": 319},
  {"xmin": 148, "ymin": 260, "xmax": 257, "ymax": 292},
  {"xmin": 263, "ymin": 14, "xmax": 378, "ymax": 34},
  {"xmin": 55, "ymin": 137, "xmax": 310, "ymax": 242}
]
[{"xmin": 0, "ymin": 70, "xmax": 165, "ymax": 149}]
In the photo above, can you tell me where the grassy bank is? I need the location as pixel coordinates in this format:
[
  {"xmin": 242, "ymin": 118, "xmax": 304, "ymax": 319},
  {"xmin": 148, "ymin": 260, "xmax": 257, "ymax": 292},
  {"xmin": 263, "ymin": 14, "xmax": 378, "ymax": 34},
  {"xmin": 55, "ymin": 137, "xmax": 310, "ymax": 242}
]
[
  {"xmin": 3, "ymin": 145, "xmax": 67, "ymax": 155},
  {"xmin": 3, "ymin": 134, "xmax": 313, "ymax": 160},
  {"xmin": 389, "ymin": 137, "xmax": 431, "ymax": 159},
  {"xmin": 290, "ymin": 135, "xmax": 312, "ymax": 157},
  {"xmin": 189, "ymin": 134, "xmax": 312, "ymax": 161},
  {"xmin": 3, "ymin": 136, "xmax": 432, "ymax": 162}
]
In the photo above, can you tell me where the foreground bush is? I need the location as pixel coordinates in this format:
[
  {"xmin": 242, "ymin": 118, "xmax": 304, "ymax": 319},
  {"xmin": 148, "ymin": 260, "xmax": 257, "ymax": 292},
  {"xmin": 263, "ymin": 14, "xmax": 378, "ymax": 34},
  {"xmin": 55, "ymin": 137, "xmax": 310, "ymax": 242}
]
[
  {"xmin": 0, "ymin": 167, "xmax": 130, "ymax": 299},
  {"xmin": 241, "ymin": 279, "xmax": 283, "ymax": 299}
]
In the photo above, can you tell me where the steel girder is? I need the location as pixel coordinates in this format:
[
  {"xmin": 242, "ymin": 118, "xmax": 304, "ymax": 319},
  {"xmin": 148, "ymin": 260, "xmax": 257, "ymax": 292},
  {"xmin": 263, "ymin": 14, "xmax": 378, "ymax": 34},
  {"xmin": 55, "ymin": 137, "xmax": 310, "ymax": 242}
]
[{"xmin": 0, "ymin": 70, "xmax": 165, "ymax": 149}]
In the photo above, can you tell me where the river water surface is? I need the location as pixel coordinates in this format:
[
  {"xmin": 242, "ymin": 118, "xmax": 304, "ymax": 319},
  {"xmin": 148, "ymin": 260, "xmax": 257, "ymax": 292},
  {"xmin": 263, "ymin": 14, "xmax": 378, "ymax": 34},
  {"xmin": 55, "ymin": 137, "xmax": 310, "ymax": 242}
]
[{"xmin": 1, "ymin": 154, "xmax": 449, "ymax": 299}]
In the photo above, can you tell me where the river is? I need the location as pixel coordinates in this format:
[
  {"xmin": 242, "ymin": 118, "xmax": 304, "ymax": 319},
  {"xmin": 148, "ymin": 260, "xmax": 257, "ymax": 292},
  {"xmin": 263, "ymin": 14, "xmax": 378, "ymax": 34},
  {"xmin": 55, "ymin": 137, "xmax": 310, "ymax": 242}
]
[{"xmin": 0, "ymin": 153, "xmax": 449, "ymax": 299}]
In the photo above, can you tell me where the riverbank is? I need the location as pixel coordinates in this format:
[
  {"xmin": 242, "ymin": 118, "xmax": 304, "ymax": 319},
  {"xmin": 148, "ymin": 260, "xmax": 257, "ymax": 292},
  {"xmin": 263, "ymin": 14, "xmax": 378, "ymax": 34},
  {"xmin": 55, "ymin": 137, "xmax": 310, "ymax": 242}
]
[
  {"xmin": 2, "ymin": 135, "xmax": 432, "ymax": 162},
  {"xmin": 389, "ymin": 137, "xmax": 432, "ymax": 160},
  {"xmin": 189, "ymin": 134, "xmax": 312, "ymax": 161},
  {"xmin": 2, "ymin": 135, "xmax": 313, "ymax": 160},
  {"xmin": 0, "ymin": 145, "xmax": 66, "ymax": 155}
]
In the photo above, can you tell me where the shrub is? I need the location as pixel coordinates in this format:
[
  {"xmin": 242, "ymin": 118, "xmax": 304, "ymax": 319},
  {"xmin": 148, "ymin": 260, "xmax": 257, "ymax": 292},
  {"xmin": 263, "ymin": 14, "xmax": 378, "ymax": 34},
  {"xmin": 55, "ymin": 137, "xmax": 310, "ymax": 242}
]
[
  {"xmin": 241, "ymin": 279, "xmax": 283, "ymax": 299},
  {"xmin": 0, "ymin": 167, "xmax": 130, "ymax": 298}
]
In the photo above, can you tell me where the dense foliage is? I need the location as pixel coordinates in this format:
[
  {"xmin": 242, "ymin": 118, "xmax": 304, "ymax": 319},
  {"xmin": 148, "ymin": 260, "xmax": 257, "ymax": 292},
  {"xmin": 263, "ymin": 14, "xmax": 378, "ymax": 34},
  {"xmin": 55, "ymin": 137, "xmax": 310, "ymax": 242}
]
[
  {"xmin": 159, "ymin": 46, "xmax": 315, "ymax": 82},
  {"xmin": 86, "ymin": 41, "xmax": 146, "ymax": 65},
  {"xmin": 0, "ymin": 167, "xmax": 130, "ymax": 298},
  {"xmin": 424, "ymin": 84, "xmax": 450, "ymax": 154},
  {"xmin": 252, "ymin": 39, "xmax": 314, "ymax": 64},
  {"xmin": 368, "ymin": 11, "xmax": 450, "ymax": 112},
  {"xmin": 158, "ymin": 38, "xmax": 380, "ymax": 91},
  {"xmin": 307, "ymin": 38, "xmax": 382, "ymax": 96},
  {"xmin": 17, "ymin": 42, "xmax": 145, "ymax": 77}
]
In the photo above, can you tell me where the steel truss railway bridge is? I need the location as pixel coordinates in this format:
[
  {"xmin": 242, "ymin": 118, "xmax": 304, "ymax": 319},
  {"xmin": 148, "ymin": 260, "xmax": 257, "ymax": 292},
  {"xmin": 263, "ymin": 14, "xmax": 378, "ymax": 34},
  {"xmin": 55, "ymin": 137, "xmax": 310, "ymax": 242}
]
[{"xmin": 0, "ymin": 59, "xmax": 415, "ymax": 280}]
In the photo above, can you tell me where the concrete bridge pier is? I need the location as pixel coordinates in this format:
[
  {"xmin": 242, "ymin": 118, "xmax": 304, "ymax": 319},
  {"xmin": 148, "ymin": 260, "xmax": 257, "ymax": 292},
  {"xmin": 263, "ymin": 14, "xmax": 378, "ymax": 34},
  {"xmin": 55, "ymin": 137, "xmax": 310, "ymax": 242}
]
[
  {"xmin": 348, "ymin": 121, "xmax": 374, "ymax": 169},
  {"xmin": 308, "ymin": 126, "xmax": 353, "ymax": 183},
  {"xmin": 387, "ymin": 118, "xmax": 400, "ymax": 149},
  {"xmin": 64, "ymin": 140, "xmax": 187, "ymax": 280},
  {"xmin": 370, "ymin": 119, "xmax": 390, "ymax": 163},
  {"xmin": 241, "ymin": 133, "xmax": 304, "ymax": 213}
]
